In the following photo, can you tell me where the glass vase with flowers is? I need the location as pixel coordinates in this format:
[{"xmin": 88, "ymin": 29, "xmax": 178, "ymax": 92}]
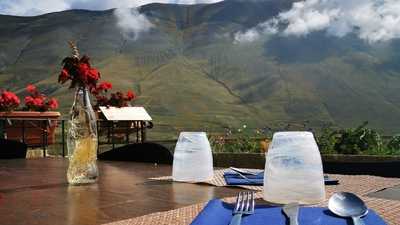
[{"xmin": 59, "ymin": 41, "xmax": 100, "ymax": 185}]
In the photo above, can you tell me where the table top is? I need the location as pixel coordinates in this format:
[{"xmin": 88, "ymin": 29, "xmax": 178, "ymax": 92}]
[{"xmin": 0, "ymin": 158, "xmax": 240, "ymax": 225}]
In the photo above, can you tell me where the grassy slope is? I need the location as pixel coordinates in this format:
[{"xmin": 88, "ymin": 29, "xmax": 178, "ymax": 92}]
[{"xmin": 1, "ymin": 2, "xmax": 400, "ymax": 139}]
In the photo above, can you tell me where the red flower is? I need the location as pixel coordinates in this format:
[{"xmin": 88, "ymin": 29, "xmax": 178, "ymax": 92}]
[
  {"xmin": 87, "ymin": 68, "xmax": 100, "ymax": 82},
  {"xmin": 3, "ymin": 91, "xmax": 21, "ymax": 105},
  {"xmin": 23, "ymin": 87, "xmax": 58, "ymax": 112},
  {"xmin": 78, "ymin": 63, "xmax": 90, "ymax": 80},
  {"xmin": 59, "ymin": 44, "xmax": 139, "ymax": 110},
  {"xmin": 33, "ymin": 96, "xmax": 45, "ymax": 107},
  {"xmin": 59, "ymin": 69, "xmax": 70, "ymax": 83},
  {"xmin": 97, "ymin": 82, "xmax": 112, "ymax": 91},
  {"xmin": 0, "ymin": 90, "xmax": 21, "ymax": 111},
  {"xmin": 59, "ymin": 44, "xmax": 102, "ymax": 90},
  {"xmin": 47, "ymin": 98, "xmax": 59, "ymax": 110},
  {"xmin": 126, "ymin": 90, "xmax": 135, "ymax": 101},
  {"xmin": 24, "ymin": 96, "xmax": 35, "ymax": 105},
  {"xmin": 26, "ymin": 84, "xmax": 37, "ymax": 94}
]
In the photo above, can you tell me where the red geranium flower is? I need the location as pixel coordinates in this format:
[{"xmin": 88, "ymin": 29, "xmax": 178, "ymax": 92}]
[
  {"xmin": 24, "ymin": 96, "xmax": 34, "ymax": 105},
  {"xmin": 0, "ymin": 90, "xmax": 21, "ymax": 111},
  {"xmin": 126, "ymin": 91, "xmax": 135, "ymax": 101},
  {"xmin": 78, "ymin": 63, "xmax": 90, "ymax": 79},
  {"xmin": 47, "ymin": 98, "xmax": 59, "ymax": 110},
  {"xmin": 26, "ymin": 84, "xmax": 37, "ymax": 94},
  {"xmin": 33, "ymin": 97, "xmax": 45, "ymax": 107},
  {"xmin": 23, "ymin": 86, "xmax": 58, "ymax": 112},
  {"xmin": 59, "ymin": 69, "xmax": 70, "ymax": 83},
  {"xmin": 59, "ymin": 42, "xmax": 138, "ymax": 109},
  {"xmin": 3, "ymin": 91, "xmax": 20, "ymax": 104},
  {"xmin": 87, "ymin": 68, "xmax": 100, "ymax": 82},
  {"xmin": 97, "ymin": 82, "xmax": 112, "ymax": 91},
  {"xmin": 59, "ymin": 42, "xmax": 101, "ymax": 90}
]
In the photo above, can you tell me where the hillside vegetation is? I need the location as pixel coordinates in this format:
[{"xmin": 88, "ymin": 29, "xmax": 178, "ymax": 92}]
[{"xmin": 1, "ymin": 0, "xmax": 400, "ymax": 138}]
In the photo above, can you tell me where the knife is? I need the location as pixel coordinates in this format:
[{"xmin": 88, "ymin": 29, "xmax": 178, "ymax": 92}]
[{"xmin": 283, "ymin": 202, "xmax": 299, "ymax": 225}]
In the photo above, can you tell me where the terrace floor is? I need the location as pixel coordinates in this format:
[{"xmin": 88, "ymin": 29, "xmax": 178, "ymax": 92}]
[
  {"xmin": 0, "ymin": 158, "xmax": 399, "ymax": 225},
  {"xmin": 368, "ymin": 185, "xmax": 400, "ymax": 200}
]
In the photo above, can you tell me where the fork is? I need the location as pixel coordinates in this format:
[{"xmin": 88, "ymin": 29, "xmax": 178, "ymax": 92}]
[{"xmin": 229, "ymin": 191, "xmax": 255, "ymax": 225}]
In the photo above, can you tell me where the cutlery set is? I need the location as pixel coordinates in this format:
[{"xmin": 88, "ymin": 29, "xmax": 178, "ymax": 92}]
[{"xmin": 229, "ymin": 191, "xmax": 368, "ymax": 225}]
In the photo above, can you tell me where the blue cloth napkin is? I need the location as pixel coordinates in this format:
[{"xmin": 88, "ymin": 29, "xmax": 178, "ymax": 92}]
[
  {"xmin": 223, "ymin": 171, "xmax": 339, "ymax": 186},
  {"xmin": 223, "ymin": 171, "xmax": 264, "ymax": 185},
  {"xmin": 190, "ymin": 199, "xmax": 387, "ymax": 225}
]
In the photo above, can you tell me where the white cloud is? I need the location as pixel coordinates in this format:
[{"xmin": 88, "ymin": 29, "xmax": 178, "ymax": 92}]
[
  {"xmin": 0, "ymin": 0, "xmax": 69, "ymax": 16},
  {"xmin": 235, "ymin": 0, "xmax": 400, "ymax": 43},
  {"xmin": 114, "ymin": 8, "xmax": 153, "ymax": 40},
  {"xmin": 234, "ymin": 19, "xmax": 278, "ymax": 43},
  {"xmin": 234, "ymin": 29, "xmax": 261, "ymax": 43},
  {"xmin": 279, "ymin": 1, "xmax": 339, "ymax": 37}
]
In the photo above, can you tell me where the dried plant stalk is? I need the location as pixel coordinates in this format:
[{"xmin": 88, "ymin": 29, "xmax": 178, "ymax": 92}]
[{"xmin": 68, "ymin": 41, "xmax": 80, "ymax": 58}]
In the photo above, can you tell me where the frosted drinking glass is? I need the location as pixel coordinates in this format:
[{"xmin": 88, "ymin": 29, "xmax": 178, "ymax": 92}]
[
  {"xmin": 172, "ymin": 132, "xmax": 214, "ymax": 182},
  {"xmin": 263, "ymin": 132, "xmax": 325, "ymax": 205}
]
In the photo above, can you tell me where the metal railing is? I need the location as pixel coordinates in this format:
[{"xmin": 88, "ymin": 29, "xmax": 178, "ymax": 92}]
[
  {"xmin": 0, "ymin": 118, "xmax": 153, "ymax": 157},
  {"xmin": 0, "ymin": 118, "xmax": 395, "ymax": 157}
]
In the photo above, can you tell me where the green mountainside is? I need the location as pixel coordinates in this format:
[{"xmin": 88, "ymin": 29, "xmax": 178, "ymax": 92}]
[{"xmin": 1, "ymin": 0, "xmax": 400, "ymax": 137}]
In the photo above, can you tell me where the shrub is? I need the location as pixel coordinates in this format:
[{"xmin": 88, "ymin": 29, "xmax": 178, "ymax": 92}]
[
  {"xmin": 333, "ymin": 122, "xmax": 383, "ymax": 154},
  {"xmin": 316, "ymin": 127, "xmax": 338, "ymax": 154},
  {"xmin": 387, "ymin": 135, "xmax": 400, "ymax": 155},
  {"xmin": 210, "ymin": 122, "xmax": 397, "ymax": 156},
  {"xmin": 209, "ymin": 126, "xmax": 270, "ymax": 153}
]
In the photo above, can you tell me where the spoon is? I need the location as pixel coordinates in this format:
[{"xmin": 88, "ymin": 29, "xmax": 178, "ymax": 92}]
[
  {"xmin": 282, "ymin": 202, "xmax": 299, "ymax": 225},
  {"xmin": 328, "ymin": 192, "xmax": 368, "ymax": 225}
]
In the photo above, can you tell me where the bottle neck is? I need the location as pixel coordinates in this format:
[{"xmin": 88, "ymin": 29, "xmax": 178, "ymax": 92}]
[{"xmin": 74, "ymin": 87, "xmax": 91, "ymax": 107}]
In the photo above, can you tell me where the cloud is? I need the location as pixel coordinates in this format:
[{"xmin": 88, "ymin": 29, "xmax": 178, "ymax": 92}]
[
  {"xmin": 0, "ymin": 0, "xmax": 70, "ymax": 16},
  {"xmin": 114, "ymin": 8, "xmax": 153, "ymax": 40},
  {"xmin": 235, "ymin": 0, "xmax": 400, "ymax": 43},
  {"xmin": 234, "ymin": 19, "xmax": 278, "ymax": 43},
  {"xmin": 0, "ymin": 0, "xmax": 223, "ymax": 16}
]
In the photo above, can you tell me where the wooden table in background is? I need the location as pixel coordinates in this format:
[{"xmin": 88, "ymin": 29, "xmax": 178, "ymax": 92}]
[{"xmin": 0, "ymin": 159, "xmax": 240, "ymax": 225}]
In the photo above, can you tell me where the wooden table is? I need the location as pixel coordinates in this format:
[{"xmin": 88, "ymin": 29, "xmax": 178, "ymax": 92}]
[{"xmin": 0, "ymin": 159, "xmax": 240, "ymax": 225}]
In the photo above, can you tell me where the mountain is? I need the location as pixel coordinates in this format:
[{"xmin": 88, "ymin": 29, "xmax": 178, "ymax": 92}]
[{"xmin": 1, "ymin": 0, "xmax": 400, "ymax": 138}]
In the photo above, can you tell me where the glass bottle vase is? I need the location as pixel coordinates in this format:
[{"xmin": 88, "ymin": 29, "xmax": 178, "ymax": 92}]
[{"xmin": 67, "ymin": 87, "xmax": 98, "ymax": 185}]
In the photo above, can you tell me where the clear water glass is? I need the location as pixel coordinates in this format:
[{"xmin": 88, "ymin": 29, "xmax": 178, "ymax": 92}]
[
  {"xmin": 172, "ymin": 132, "xmax": 214, "ymax": 182},
  {"xmin": 263, "ymin": 132, "xmax": 325, "ymax": 204}
]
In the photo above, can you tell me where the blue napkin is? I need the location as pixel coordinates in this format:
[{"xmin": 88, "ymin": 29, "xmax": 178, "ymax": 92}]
[
  {"xmin": 190, "ymin": 199, "xmax": 387, "ymax": 225},
  {"xmin": 224, "ymin": 171, "xmax": 339, "ymax": 186},
  {"xmin": 223, "ymin": 171, "xmax": 264, "ymax": 185}
]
